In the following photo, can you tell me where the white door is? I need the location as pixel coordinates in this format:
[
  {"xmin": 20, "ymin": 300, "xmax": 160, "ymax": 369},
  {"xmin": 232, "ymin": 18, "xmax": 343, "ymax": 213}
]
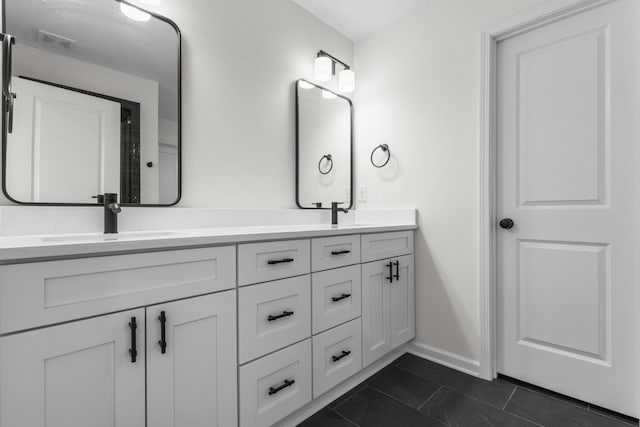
[
  {"xmin": 391, "ymin": 254, "xmax": 415, "ymax": 347},
  {"xmin": 146, "ymin": 291, "xmax": 238, "ymax": 427},
  {"xmin": 0, "ymin": 309, "xmax": 145, "ymax": 427},
  {"xmin": 497, "ymin": 0, "xmax": 639, "ymax": 416},
  {"xmin": 6, "ymin": 77, "xmax": 120, "ymax": 203}
]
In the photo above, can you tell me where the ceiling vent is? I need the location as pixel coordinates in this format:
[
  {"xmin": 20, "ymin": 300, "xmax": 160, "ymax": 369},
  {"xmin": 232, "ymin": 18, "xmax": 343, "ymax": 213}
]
[{"xmin": 37, "ymin": 29, "xmax": 76, "ymax": 50}]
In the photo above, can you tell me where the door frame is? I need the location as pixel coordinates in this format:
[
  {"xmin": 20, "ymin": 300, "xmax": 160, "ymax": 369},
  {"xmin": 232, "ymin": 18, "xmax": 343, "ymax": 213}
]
[{"xmin": 477, "ymin": 0, "xmax": 618, "ymax": 380}]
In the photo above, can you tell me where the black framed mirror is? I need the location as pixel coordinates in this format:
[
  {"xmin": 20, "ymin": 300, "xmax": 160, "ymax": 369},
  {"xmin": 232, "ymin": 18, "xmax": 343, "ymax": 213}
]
[
  {"xmin": 295, "ymin": 79, "xmax": 353, "ymax": 210},
  {"xmin": 1, "ymin": 0, "xmax": 181, "ymax": 206}
]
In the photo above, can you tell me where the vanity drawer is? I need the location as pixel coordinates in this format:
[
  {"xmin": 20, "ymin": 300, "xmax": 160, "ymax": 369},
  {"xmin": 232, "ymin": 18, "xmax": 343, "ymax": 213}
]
[
  {"xmin": 361, "ymin": 231, "xmax": 414, "ymax": 262},
  {"xmin": 311, "ymin": 234, "xmax": 361, "ymax": 272},
  {"xmin": 238, "ymin": 275, "xmax": 311, "ymax": 364},
  {"xmin": 239, "ymin": 339, "xmax": 312, "ymax": 427},
  {"xmin": 0, "ymin": 246, "xmax": 236, "ymax": 334},
  {"xmin": 312, "ymin": 318, "xmax": 362, "ymax": 398},
  {"xmin": 238, "ymin": 239, "xmax": 310, "ymax": 286},
  {"xmin": 312, "ymin": 265, "xmax": 361, "ymax": 335}
]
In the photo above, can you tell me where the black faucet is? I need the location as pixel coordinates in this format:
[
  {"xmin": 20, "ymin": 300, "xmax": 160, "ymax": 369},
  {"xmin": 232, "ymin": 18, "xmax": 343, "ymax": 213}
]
[
  {"xmin": 103, "ymin": 193, "xmax": 121, "ymax": 234},
  {"xmin": 331, "ymin": 202, "xmax": 348, "ymax": 225}
]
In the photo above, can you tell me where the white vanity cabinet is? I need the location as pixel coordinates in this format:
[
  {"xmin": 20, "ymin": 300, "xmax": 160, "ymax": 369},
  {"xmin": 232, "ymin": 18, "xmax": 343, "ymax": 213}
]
[
  {"xmin": 361, "ymin": 232, "xmax": 415, "ymax": 367},
  {"xmin": 146, "ymin": 291, "xmax": 237, "ymax": 427},
  {"xmin": 0, "ymin": 308, "xmax": 147, "ymax": 427},
  {"xmin": 0, "ymin": 225, "xmax": 416, "ymax": 427},
  {"xmin": 0, "ymin": 247, "xmax": 238, "ymax": 427}
]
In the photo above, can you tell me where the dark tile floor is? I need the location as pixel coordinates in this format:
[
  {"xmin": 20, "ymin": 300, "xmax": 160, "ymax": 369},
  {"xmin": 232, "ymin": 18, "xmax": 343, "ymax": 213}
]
[{"xmin": 299, "ymin": 353, "xmax": 639, "ymax": 427}]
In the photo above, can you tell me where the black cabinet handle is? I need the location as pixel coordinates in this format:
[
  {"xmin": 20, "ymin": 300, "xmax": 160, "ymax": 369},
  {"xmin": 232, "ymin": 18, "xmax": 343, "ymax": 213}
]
[
  {"xmin": 158, "ymin": 311, "xmax": 167, "ymax": 354},
  {"xmin": 268, "ymin": 379, "xmax": 295, "ymax": 396},
  {"xmin": 332, "ymin": 350, "xmax": 351, "ymax": 362},
  {"xmin": 332, "ymin": 293, "xmax": 351, "ymax": 302},
  {"xmin": 267, "ymin": 258, "xmax": 294, "ymax": 265},
  {"xmin": 331, "ymin": 250, "xmax": 351, "ymax": 255},
  {"xmin": 128, "ymin": 317, "xmax": 138, "ymax": 363},
  {"xmin": 267, "ymin": 311, "xmax": 294, "ymax": 322},
  {"xmin": 386, "ymin": 262, "xmax": 394, "ymax": 283},
  {"xmin": 393, "ymin": 261, "xmax": 400, "ymax": 281}
]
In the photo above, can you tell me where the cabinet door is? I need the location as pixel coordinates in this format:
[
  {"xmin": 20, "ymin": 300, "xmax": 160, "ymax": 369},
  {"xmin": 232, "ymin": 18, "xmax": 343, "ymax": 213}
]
[
  {"xmin": 391, "ymin": 254, "xmax": 415, "ymax": 347},
  {"xmin": 361, "ymin": 260, "xmax": 392, "ymax": 367},
  {"xmin": 0, "ymin": 309, "xmax": 145, "ymax": 427},
  {"xmin": 146, "ymin": 291, "xmax": 237, "ymax": 427}
]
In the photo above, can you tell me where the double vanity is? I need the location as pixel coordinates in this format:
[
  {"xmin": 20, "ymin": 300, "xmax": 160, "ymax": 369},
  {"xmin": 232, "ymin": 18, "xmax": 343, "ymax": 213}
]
[{"xmin": 0, "ymin": 208, "xmax": 416, "ymax": 427}]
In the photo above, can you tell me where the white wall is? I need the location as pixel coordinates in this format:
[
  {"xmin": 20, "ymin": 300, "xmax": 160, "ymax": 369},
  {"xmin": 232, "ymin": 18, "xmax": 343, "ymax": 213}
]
[
  {"xmin": 149, "ymin": 0, "xmax": 353, "ymax": 207},
  {"xmin": 354, "ymin": 0, "xmax": 547, "ymax": 363}
]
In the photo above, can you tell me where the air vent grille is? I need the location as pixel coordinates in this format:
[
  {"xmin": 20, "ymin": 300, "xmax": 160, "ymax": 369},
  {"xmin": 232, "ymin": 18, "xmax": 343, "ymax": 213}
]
[{"xmin": 37, "ymin": 29, "xmax": 76, "ymax": 50}]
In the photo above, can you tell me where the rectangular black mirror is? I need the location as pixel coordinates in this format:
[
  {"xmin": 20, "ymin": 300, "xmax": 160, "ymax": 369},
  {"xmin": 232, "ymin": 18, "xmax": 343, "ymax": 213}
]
[
  {"xmin": 295, "ymin": 79, "xmax": 353, "ymax": 209},
  {"xmin": 1, "ymin": 0, "xmax": 181, "ymax": 206}
]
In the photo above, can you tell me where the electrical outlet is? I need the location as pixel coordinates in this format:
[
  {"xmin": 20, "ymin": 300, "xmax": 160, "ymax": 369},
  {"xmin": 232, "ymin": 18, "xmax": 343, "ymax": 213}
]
[
  {"xmin": 358, "ymin": 186, "xmax": 367, "ymax": 202},
  {"xmin": 344, "ymin": 187, "xmax": 351, "ymax": 200}
]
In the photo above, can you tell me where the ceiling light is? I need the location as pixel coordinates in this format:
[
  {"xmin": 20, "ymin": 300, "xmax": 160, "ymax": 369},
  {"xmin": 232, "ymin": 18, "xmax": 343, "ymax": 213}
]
[
  {"xmin": 338, "ymin": 69, "xmax": 355, "ymax": 93},
  {"xmin": 120, "ymin": 3, "xmax": 151, "ymax": 22},
  {"xmin": 314, "ymin": 56, "xmax": 332, "ymax": 82}
]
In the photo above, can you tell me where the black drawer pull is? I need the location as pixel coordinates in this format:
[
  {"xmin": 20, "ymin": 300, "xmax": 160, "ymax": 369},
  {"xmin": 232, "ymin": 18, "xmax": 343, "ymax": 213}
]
[
  {"xmin": 128, "ymin": 317, "xmax": 138, "ymax": 363},
  {"xmin": 158, "ymin": 311, "xmax": 167, "ymax": 354},
  {"xmin": 332, "ymin": 350, "xmax": 351, "ymax": 362},
  {"xmin": 386, "ymin": 262, "xmax": 394, "ymax": 283},
  {"xmin": 268, "ymin": 379, "xmax": 295, "ymax": 396},
  {"xmin": 267, "ymin": 311, "xmax": 294, "ymax": 322},
  {"xmin": 331, "ymin": 250, "xmax": 351, "ymax": 255},
  {"xmin": 332, "ymin": 293, "xmax": 351, "ymax": 302},
  {"xmin": 267, "ymin": 258, "xmax": 294, "ymax": 265},
  {"xmin": 393, "ymin": 261, "xmax": 400, "ymax": 281}
]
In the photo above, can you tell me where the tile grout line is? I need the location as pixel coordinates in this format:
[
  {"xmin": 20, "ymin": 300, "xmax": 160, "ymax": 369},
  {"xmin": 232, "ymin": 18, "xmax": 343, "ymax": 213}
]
[
  {"xmin": 417, "ymin": 385, "xmax": 444, "ymax": 412},
  {"xmin": 503, "ymin": 379, "xmax": 589, "ymax": 411},
  {"xmin": 329, "ymin": 409, "xmax": 360, "ymax": 427},
  {"xmin": 366, "ymin": 383, "xmax": 427, "ymax": 411},
  {"xmin": 502, "ymin": 385, "xmax": 518, "ymax": 410}
]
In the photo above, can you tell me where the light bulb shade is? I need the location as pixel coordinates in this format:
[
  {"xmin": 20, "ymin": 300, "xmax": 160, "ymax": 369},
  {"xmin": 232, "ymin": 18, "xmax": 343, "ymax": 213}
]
[
  {"xmin": 338, "ymin": 69, "xmax": 355, "ymax": 93},
  {"xmin": 314, "ymin": 56, "xmax": 333, "ymax": 82},
  {"xmin": 120, "ymin": 3, "xmax": 151, "ymax": 21},
  {"xmin": 298, "ymin": 80, "xmax": 314, "ymax": 90},
  {"xmin": 322, "ymin": 90, "xmax": 337, "ymax": 100}
]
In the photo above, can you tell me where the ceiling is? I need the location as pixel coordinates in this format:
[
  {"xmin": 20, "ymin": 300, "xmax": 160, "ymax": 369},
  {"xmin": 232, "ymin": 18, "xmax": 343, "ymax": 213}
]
[{"xmin": 292, "ymin": 0, "xmax": 428, "ymax": 41}]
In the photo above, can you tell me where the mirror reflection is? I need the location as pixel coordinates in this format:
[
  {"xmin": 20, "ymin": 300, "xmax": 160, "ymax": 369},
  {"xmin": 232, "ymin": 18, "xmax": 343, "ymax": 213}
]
[
  {"xmin": 3, "ymin": 0, "xmax": 180, "ymax": 205},
  {"xmin": 296, "ymin": 79, "xmax": 352, "ymax": 209}
]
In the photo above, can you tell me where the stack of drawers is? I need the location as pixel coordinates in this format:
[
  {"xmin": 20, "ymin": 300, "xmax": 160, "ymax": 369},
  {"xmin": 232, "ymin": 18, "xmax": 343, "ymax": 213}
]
[{"xmin": 237, "ymin": 235, "xmax": 364, "ymax": 427}]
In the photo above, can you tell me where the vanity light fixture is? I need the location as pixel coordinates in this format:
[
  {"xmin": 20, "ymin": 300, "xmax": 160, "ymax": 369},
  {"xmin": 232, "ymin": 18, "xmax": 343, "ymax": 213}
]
[
  {"xmin": 314, "ymin": 50, "xmax": 355, "ymax": 93},
  {"xmin": 120, "ymin": 3, "xmax": 151, "ymax": 22}
]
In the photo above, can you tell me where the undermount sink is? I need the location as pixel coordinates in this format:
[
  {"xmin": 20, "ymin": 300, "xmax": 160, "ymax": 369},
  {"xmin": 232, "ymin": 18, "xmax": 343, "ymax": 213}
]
[{"xmin": 40, "ymin": 231, "xmax": 187, "ymax": 243}]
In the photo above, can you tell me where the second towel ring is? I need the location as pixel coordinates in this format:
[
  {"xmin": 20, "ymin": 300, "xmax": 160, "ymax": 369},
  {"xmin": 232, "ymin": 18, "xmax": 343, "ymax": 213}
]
[
  {"xmin": 318, "ymin": 154, "xmax": 333, "ymax": 175},
  {"xmin": 371, "ymin": 144, "xmax": 391, "ymax": 168}
]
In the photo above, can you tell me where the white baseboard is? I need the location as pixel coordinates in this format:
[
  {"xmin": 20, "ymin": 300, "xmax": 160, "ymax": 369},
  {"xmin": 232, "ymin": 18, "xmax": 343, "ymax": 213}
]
[
  {"xmin": 273, "ymin": 347, "xmax": 407, "ymax": 427},
  {"xmin": 407, "ymin": 341, "xmax": 480, "ymax": 377}
]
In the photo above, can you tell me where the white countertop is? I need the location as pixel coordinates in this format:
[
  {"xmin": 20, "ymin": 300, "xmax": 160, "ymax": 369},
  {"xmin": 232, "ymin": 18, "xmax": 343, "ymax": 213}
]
[{"xmin": 0, "ymin": 208, "xmax": 418, "ymax": 263}]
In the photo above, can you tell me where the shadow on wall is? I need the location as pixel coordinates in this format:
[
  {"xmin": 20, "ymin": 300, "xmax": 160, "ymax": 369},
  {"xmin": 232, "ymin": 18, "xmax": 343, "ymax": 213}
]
[{"xmin": 414, "ymin": 225, "xmax": 478, "ymax": 361}]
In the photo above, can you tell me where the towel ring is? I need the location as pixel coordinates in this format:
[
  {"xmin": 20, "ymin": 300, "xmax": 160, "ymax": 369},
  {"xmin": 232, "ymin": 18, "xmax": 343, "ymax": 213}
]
[
  {"xmin": 318, "ymin": 154, "xmax": 333, "ymax": 175},
  {"xmin": 370, "ymin": 144, "xmax": 390, "ymax": 168}
]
